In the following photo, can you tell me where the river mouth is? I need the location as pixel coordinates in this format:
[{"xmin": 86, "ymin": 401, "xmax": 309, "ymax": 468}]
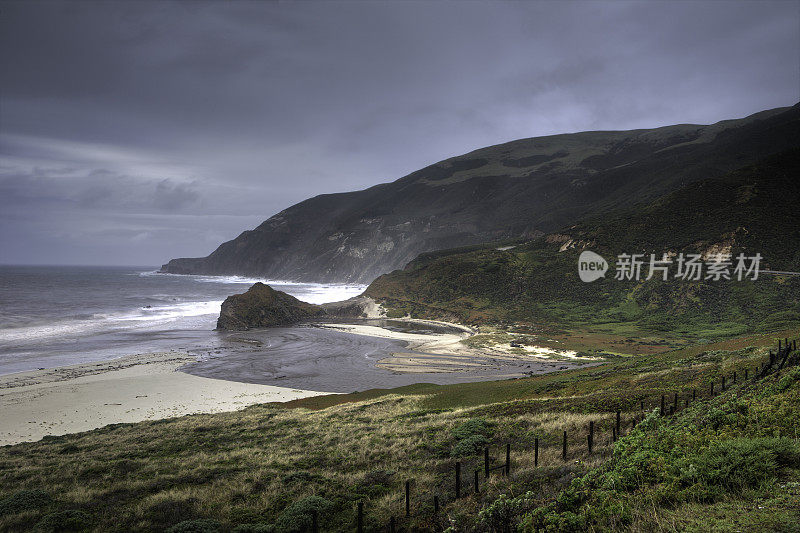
[{"xmin": 179, "ymin": 320, "xmax": 593, "ymax": 393}]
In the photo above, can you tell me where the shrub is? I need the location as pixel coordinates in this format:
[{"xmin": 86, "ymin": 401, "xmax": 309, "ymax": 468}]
[
  {"xmin": 451, "ymin": 418, "xmax": 494, "ymax": 457},
  {"xmin": 0, "ymin": 489, "xmax": 51, "ymax": 516},
  {"xmin": 166, "ymin": 519, "xmax": 222, "ymax": 533},
  {"xmin": 145, "ymin": 497, "xmax": 198, "ymax": 525},
  {"xmin": 478, "ymin": 491, "xmax": 537, "ymax": 532},
  {"xmin": 777, "ymin": 367, "xmax": 800, "ymax": 391},
  {"xmin": 232, "ymin": 524, "xmax": 275, "ymax": 533},
  {"xmin": 452, "ymin": 418, "xmax": 493, "ymax": 441},
  {"xmin": 273, "ymin": 496, "xmax": 333, "ymax": 533},
  {"xmin": 451, "ymin": 434, "xmax": 490, "ymax": 457},
  {"xmin": 675, "ymin": 437, "xmax": 800, "ymax": 501},
  {"xmin": 35, "ymin": 510, "xmax": 92, "ymax": 532}
]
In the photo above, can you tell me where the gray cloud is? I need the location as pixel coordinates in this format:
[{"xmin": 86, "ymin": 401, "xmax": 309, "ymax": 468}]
[{"xmin": 0, "ymin": 0, "xmax": 797, "ymax": 265}]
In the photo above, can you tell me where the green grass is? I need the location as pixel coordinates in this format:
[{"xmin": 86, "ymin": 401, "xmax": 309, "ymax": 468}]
[{"xmin": 1, "ymin": 329, "xmax": 798, "ymax": 532}]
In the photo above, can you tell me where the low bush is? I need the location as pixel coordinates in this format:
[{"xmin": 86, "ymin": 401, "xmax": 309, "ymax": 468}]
[
  {"xmin": 0, "ymin": 489, "xmax": 51, "ymax": 516},
  {"xmin": 166, "ymin": 519, "xmax": 222, "ymax": 533},
  {"xmin": 35, "ymin": 510, "xmax": 92, "ymax": 532},
  {"xmin": 273, "ymin": 496, "xmax": 333, "ymax": 533}
]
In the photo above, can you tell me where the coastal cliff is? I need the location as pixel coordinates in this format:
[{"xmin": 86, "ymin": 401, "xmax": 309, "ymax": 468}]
[{"xmin": 162, "ymin": 104, "xmax": 800, "ymax": 284}]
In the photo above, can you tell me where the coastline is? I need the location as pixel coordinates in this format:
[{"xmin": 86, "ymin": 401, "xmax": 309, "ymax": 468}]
[
  {"xmin": 0, "ymin": 351, "xmax": 329, "ymax": 447},
  {"xmin": 0, "ymin": 318, "xmax": 595, "ymax": 446},
  {"xmin": 181, "ymin": 318, "xmax": 596, "ymax": 391}
]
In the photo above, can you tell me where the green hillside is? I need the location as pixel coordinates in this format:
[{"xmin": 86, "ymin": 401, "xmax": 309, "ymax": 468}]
[{"xmin": 365, "ymin": 149, "xmax": 800, "ymax": 342}]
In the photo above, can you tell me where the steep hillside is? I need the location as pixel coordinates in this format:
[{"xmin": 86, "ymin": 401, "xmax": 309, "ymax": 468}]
[
  {"xmin": 365, "ymin": 149, "xmax": 800, "ymax": 338},
  {"xmin": 162, "ymin": 105, "xmax": 800, "ymax": 283}
]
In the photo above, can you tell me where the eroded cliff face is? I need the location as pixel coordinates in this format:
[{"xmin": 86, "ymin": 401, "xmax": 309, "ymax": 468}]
[{"xmin": 162, "ymin": 104, "xmax": 800, "ymax": 283}]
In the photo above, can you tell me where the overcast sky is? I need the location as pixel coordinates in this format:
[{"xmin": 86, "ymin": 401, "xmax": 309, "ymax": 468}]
[{"xmin": 1, "ymin": 0, "xmax": 798, "ymax": 266}]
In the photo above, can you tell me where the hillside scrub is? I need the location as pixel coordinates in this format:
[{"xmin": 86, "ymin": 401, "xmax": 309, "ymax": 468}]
[{"xmin": 1, "ymin": 333, "xmax": 798, "ymax": 531}]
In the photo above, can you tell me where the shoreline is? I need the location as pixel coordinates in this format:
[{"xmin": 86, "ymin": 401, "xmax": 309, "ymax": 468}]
[
  {"xmin": 181, "ymin": 318, "xmax": 595, "ymax": 391},
  {"xmin": 1, "ymin": 318, "xmax": 595, "ymax": 446},
  {"xmin": 0, "ymin": 351, "xmax": 330, "ymax": 447},
  {"xmin": 317, "ymin": 319, "xmax": 592, "ymax": 372}
]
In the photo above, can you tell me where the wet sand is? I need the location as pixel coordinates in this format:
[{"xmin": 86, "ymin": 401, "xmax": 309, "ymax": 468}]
[{"xmin": 181, "ymin": 319, "xmax": 593, "ymax": 392}]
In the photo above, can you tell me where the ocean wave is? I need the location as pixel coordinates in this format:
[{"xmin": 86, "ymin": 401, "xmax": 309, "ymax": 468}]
[
  {"xmin": 0, "ymin": 300, "xmax": 223, "ymax": 343},
  {"xmin": 136, "ymin": 271, "xmax": 366, "ymax": 304}
]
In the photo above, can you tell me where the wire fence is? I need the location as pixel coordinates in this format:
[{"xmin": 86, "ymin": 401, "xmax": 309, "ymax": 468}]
[{"xmin": 309, "ymin": 338, "xmax": 798, "ymax": 532}]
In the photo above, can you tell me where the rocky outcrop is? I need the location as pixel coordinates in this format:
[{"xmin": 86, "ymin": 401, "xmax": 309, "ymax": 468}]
[
  {"xmin": 216, "ymin": 283, "xmax": 326, "ymax": 330},
  {"xmin": 216, "ymin": 284, "xmax": 382, "ymax": 330},
  {"xmin": 163, "ymin": 104, "xmax": 800, "ymax": 283}
]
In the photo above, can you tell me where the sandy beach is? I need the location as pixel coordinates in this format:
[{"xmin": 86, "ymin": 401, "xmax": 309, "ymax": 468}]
[
  {"xmin": 0, "ymin": 351, "xmax": 328, "ymax": 446},
  {"xmin": 1, "ymin": 319, "xmax": 595, "ymax": 446}
]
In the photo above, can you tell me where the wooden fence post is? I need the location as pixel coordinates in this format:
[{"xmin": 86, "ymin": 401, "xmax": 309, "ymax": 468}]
[
  {"xmin": 744, "ymin": 368, "xmax": 748, "ymax": 380},
  {"xmin": 390, "ymin": 516, "xmax": 395, "ymax": 533},
  {"xmin": 434, "ymin": 495, "xmax": 439, "ymax": 515},
  {"xmin": 405, "ymin": 480, "xmax": 410, "ymax": 517},
  {"xmin": 357, "ymin": 501, "xmax": 363, "ymax": 533},
  {"xmin": 534, "ymin": 438, "xmax": 539, "ymax": 467},
  {"xmin": 721, "ymin": 375, "xmax": 725, "ymax": 391},
  {"xmin": 612, "ymin": 426, "xmax": 616, "ymax": 443},
  {"xmin": 673, "ymin": 392, "xmax": 678, "ymax": 410},
  {"xmin": 660, "ymin": 395, "xmax": 665, "ymax": 416},
  {"xmin": 710, "ymin": 382, "xmax": 714, "ymax": 396},
  {"xmin": 311, "ymin": 509, "xmax": 318, "ymax": 533},
  {"xmin": 692, "ymin": 389, "xmax": 696, "ymax": 401},
  {"xmin": 484, "ymin": 447, "xmax": 490, "ymax": 478},
  {"xmin": 562, "ymin": 431, "xmax": 567, "ymax": 461},
  {"xmin": 455, "ymin": 462, "xmax": 461, "ymax": 499},
  {"xmin": 505, "ymin": 443, "xmax": 511, "ymax": 476},
  {"xmin": 616, "ymin": 410, "xmax": 621, "ymax": 436},
  {"xmin": 733, "ymin": 371, "xmax": 737, "ymax": 384},
  {"xmin": 588, "ymin": 421, "xmax": 594, "ymax": 454}
]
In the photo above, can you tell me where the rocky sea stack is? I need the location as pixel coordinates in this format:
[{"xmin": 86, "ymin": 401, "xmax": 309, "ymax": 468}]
[{"xmin": 216, "ymin": 283, "xmax": 326, "ymax": 330}]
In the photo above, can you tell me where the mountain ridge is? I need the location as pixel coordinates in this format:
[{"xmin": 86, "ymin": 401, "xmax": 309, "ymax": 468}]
[
  {"xmin": 161, "ymin": 104, "xmax": 800, "ymax": 283},
  {"xmin": 364, "ymin": 148, "xmax": 800, "ymax": 338}
]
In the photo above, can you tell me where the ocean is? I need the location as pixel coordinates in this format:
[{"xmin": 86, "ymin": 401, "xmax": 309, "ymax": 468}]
[{"xmin": 0, "ymin": 265, "xmax": 366, "ymax": 375}]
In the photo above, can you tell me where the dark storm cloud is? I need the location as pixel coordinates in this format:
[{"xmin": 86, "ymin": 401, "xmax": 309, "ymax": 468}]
[{"xmin": 0, "ymin": 0, "xmax": 798, "ymax": 265}]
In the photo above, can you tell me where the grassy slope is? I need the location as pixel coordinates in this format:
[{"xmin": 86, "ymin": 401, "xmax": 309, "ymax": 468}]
[
  {"xmin": 364, "ymin": 149, "xmax": 800, "ymax": 343},
  {"xmin": 1, "ymin": 329, "xmax": 799, "ymax": 532}
]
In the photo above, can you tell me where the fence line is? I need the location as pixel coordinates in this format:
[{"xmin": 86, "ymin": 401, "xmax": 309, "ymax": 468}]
[{"xmin": 314, "ymin": 338, "xmax": 798, "ymax": 531}]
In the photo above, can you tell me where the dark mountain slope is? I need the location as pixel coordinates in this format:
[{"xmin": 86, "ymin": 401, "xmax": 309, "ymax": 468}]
[
  {"xmin": 365, "ymin": 148, "xmax": 800, "ymax": 338},
  {"xmin": 162, "ymin": 104, "xmax": 800, "ymax": 283}
]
